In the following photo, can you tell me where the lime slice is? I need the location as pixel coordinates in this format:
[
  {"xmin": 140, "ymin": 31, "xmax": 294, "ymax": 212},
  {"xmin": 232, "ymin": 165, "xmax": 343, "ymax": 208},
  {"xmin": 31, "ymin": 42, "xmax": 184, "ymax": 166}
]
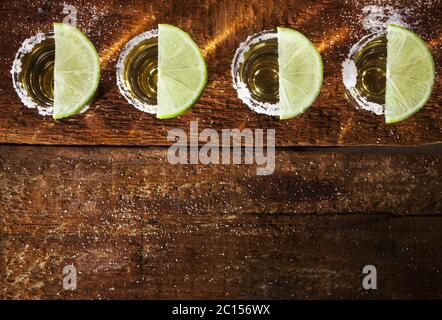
[
  {"xmin": 157, "ymin": 24, "xmax": 207, "ymax": 119},
  {"xmin": 278, "ymin": 27, "xmax": 323, "ymax": 120},
  {"xmin": 53, "ymin": 23, "xmax": 100, "ymax": 119},
  {"xmin": 385, "ymin": 25, "xmax": 435, "ymax": 123}
]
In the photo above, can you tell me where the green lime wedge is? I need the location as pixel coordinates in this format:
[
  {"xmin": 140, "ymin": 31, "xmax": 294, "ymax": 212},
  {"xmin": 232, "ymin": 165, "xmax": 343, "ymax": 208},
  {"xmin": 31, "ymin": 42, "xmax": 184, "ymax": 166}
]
[
  {"xmin": 278, "ymin": 27, "xmax": 323, "ymax": 120},
  {"xmin": 53, "ymin": 23, "xmax": 100, "ymax": 119},
  {"xmin": 157, "ymin": 24, "xmax": 207, "ymax": 119},
  {"xmin": 385, "ymin": 25, "xmax": 435, "ymax": 123}
]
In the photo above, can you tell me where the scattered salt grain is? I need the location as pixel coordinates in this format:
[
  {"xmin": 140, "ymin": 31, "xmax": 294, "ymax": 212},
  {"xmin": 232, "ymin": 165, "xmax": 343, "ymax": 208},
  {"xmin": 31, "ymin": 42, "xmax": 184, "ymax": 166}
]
[{"xmin": 362, "ymin": 5, "xmax": 411, "ymax": 33}]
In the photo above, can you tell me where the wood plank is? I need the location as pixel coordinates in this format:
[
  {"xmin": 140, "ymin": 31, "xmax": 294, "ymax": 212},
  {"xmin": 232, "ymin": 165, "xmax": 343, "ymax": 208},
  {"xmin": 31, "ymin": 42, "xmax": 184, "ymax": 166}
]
[
  {"xmin": 2, "ymin": 214, "xmax": 442, "ymax": 299},
  {"xmin": 0, "ymin": 146, "xmax": 441, "ymax": 216},
  {"xmin": 0, "ymin": 146, "xmax": 441, "ymax": 299},
  {"xmin": 0, "ymin": 0, "xmax": 441, "ymax": 146}
]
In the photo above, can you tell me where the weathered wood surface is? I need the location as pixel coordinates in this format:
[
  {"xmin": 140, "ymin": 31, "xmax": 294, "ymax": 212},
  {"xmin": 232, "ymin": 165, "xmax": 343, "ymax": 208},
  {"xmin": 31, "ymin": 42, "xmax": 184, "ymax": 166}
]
[
  {"xmin": 0, "ymin": 0, "xmax": 441, "ymax": 146},
  {"xmin": 0, "ymin": 146, "xmax": 441, "ymax": 299},
  {"xmin": 1, "ymin": 0, "xmax": 442, "ymax": 301}
]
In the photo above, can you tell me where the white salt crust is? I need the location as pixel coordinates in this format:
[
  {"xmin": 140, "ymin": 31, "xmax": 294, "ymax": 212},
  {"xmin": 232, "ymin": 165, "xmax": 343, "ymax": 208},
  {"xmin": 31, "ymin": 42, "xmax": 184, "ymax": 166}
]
[
  {"xmin": 231, "ymin": 30, "xmax": 279, "ymax": 117},
  {"xmin": 342, "ymin": 59, "xmax": 357, "ymax": 89},
  {"xmin": 116, "ymin": 29, "xmax": 158, "ymax": 114},
  {"xmin": 11, "ymin": 33, "xmax": 54, "ymax": 116}
]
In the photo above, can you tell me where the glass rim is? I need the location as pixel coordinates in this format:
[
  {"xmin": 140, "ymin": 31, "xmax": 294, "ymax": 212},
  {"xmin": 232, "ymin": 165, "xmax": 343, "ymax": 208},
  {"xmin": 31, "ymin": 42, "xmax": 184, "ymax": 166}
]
[
  {"xmin": 231, "ymin": 29, "xmax": 279, "ymax": 117},
  {"xmin": 116, "ymin": 29, "xmax": 159, "ymax": 114},
  {"xmin": 11, "ymin": 32, "xmax": 55, "ymax": 116},
  {"xmin": 343, "ymin": 31, "xmax": 386, "ymax": 116}
]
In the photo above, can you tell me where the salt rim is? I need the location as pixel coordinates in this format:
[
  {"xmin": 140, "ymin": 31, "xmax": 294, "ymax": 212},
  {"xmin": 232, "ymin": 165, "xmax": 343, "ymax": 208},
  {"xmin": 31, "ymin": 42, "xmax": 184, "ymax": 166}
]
[
  {"xmin": 11, "ymin": 32, "xmax": 54, "ymax": 116},
  {"xmin": 116, "ymin": 29, "xmax": 158, "ymax": 114},
  {"xmin": 231, "ymin": 30, "xmax": 279, "ymax": 117},
  {"xmin": 342, "ymin": 32, "xmax": 385, "ymax": 115}
]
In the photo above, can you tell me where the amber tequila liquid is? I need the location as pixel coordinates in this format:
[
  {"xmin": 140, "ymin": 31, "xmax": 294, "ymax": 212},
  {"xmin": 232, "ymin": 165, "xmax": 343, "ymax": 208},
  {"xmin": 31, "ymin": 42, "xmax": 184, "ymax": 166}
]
[
  {"xmin": 12, "ymin": 33, "xmax": 55, "ymax": 115},
  {"xmin": 232, "ymin": 30, "xmax": 279, "ymax": 116},
  {"xmin": 239, "ymin": 38, "xmax": 279, "ymax": 103},
  {"xmin": 116, "ymin": 30, "xmax": 159, "ymax": 113},
  {"xmin": 344, "ymin": 32, "xmax": 387, "ymax": 113}
]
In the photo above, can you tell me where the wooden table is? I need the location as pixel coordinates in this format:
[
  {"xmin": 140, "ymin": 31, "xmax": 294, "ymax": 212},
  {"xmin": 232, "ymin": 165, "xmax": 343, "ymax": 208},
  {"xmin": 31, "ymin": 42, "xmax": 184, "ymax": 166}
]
[{"xmin": 0, "ymin": 0, "xmax": 441, "ymax": 299}]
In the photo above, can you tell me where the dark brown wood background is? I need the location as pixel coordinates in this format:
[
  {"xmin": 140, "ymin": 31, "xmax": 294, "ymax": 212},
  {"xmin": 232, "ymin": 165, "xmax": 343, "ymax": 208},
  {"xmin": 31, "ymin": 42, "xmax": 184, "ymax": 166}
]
[{"xmin": 0, "ymin": 0, "xmax": 441, "ymax": 299}]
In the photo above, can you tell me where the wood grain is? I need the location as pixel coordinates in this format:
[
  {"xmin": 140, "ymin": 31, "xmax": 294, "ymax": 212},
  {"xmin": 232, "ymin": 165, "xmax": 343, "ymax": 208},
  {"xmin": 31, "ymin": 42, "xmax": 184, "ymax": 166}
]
[
  {"xmin": 1, "ymin": 0, "xmax": 442, "ymax": 301},
  {"xmin": 0, "ymin": 146, "xmax": 441, "ymax": 299},
  {"xmin": 0, "ymin": 0, "xmax": 441, "ymax": 146}
]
